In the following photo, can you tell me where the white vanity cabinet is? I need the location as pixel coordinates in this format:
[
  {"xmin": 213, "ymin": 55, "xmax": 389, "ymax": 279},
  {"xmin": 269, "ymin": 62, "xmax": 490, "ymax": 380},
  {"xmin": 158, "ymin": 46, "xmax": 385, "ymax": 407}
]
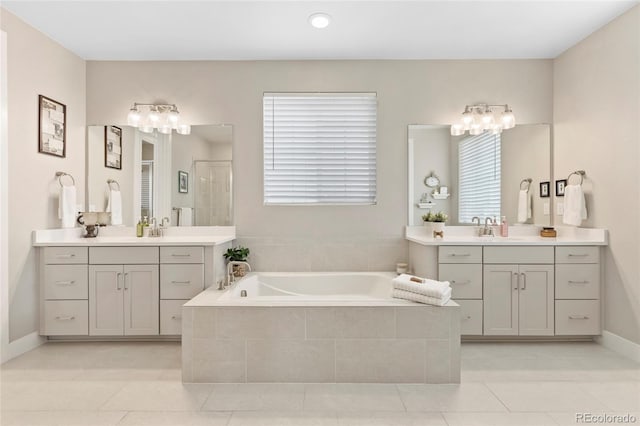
[
  {"xmin": 438, "ymin": 246, "xmax": 483, "ymax": 335},
  {"xmin": 159, "ymin": 246, "xmax": 205, "ymax": 336},
  {"xmin": 40, "ymin": 247, "xmax": 89, "ymax": 336},
  {"xmin": 88, "ymin": 247, "xmax": 160, "ymax": 336}
]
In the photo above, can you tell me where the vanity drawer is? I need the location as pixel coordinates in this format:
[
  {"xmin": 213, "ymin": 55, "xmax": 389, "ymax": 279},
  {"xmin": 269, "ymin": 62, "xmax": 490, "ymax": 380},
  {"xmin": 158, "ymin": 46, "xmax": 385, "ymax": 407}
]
[
  {"xmin": 438, "ymin": 264, "xmax": 482, "ymax": 299},
  {"xmin": 89, "ymin": 247, "xmax": 159, "ymax": 264},
  {"xmin": 43, "ymin": 247, "xmax": 88, "ymax": 265},
  {"xmin": 555, "ymin": 246, "xmax": 600, "ymax": 264},
  {"xmin": 555, "ymin": 300, "xmax": 600, "ymax": 335},
  {"xmin": 555, "ymin": 264, "xmax": 600, "ymax": 300},
  {"xmin": 160, "ymin": 246, "xmax": 204, "ymax": 264},
  {"xmin": 438, "ymin": 246, "xmax": 482, "ymax": 264},
  {"xmin": 160, "ymin": 264, "xmax": 204, "ymax": 299},
  {"xmin": 43, "ymin": 265, "xmax": 88, "ymax": 300},
  {"xmin": 42, "ymin": 300, "xmax": 88, "ymax": 335},
  {"xmin": 160, "ymin": 300, "xmax": 185, "ymax": 335},
  {"xmin": 456, "ymin": 299, "xmax": 483, "ymax": 335},
  {"xmin": 483, "ymin": 246, "xmax": 554, "ymax": 264}
]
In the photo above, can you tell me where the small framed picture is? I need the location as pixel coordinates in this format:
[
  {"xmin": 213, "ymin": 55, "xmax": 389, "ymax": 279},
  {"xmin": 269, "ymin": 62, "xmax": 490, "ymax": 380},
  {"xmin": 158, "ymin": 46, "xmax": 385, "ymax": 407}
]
[
  {"xmin": 540, "ymin": 181, "xmax": 550, "ymax": 198},
  {"xmin": 38, "ymin": 95, "xmax": 66, "ymax": 157},
  {"xmin": 178, "ymin": 170, "xmax": 188, "ymax": 193},
  {"xmin": 555, "ymin": 179, "xmax": 567, "ymax": 197},
  {"xmin": 104, "ymin": 125, "xmax": 122, "ymax": 170}
]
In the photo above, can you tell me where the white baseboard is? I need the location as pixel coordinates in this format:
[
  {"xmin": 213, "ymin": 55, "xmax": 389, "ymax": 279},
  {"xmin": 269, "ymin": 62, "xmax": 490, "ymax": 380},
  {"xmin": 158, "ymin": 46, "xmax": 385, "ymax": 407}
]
[
  {"xmin": 596, "ymin": 330, "xmax": 640, "ymax": 363},
  {"xmin": 1, "ymin": 331, "xmax": 45, "ymax": 364}
]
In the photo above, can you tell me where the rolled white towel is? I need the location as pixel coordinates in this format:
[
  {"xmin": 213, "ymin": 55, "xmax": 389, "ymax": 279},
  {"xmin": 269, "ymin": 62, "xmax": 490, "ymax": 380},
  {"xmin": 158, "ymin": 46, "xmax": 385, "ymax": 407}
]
[
  {"xmin": 392, "ymin": 288, "xmax": 451, "ymax": 306},
  {"xmin": 392, "ymin": 274, "xmax": 450, "ymax": 298}
]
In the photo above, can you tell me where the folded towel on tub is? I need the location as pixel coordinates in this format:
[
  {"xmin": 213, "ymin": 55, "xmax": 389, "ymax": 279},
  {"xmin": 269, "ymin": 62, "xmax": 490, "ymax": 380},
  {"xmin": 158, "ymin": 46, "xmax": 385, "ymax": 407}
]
[
  {"xmin": 392, "ymin": 288, "xmax": 451, "ymax": 306},
  {"xmin": 392, "ymin": 274, "xmax": 450, "ymax": 298}
]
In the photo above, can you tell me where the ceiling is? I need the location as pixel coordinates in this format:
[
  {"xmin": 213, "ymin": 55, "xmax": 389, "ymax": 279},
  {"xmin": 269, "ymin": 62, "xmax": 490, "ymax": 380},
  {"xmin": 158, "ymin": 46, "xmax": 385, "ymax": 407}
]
[{"xmin": 3, "ymin": 1, "xmax": 638, "ymax": 60}]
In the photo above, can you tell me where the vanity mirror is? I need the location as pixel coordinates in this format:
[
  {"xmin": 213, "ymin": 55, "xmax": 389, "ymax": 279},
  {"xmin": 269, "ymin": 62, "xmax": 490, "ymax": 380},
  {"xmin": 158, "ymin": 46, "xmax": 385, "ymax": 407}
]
[
  {"xmin": 408, "ymin": 124, "xmax": 551, "ymax": 226},
  {"xmin": 87, "ymin": 124, "xmax": 233, "ymax": 227}
]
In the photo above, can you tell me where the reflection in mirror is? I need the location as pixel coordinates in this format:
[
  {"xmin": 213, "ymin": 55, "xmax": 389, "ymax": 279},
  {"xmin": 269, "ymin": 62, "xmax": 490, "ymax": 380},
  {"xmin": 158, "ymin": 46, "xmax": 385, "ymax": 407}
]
[
  {"xmin": 408, "ymin": 124, "xmax": 551, "ymax": 226},
  {"xmin": 87, "ymin": 124, "xmax": 233, "ymax": 226}
]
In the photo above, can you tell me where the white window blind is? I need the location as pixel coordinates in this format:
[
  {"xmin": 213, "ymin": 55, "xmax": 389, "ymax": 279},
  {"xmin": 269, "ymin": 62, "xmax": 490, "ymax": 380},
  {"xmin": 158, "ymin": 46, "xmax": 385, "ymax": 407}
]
[
  {"xmin": 458, "ymin": 133, "xmax": 501, "ymax": 223},
  {"xmin": 263, "ymin": 93, "xmax": 377, "ymax": 205}
]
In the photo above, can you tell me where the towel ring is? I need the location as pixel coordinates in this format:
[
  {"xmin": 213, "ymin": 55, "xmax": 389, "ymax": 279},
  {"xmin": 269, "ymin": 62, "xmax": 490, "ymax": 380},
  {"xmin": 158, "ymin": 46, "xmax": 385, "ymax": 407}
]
[
  {"xmin": 520, "ymin": 178, "xmax": 532, "ymax": 191},
  {"xmin": 55, "ymin": 172, "xmax": 75, "ymax": 187},
  {"xmin": 567, "ymin": 170, "xmax": 586, "ymax": 185},
  {"xmin": 107, "ymin": 179, "xmax": 120, "ymax": 191}
]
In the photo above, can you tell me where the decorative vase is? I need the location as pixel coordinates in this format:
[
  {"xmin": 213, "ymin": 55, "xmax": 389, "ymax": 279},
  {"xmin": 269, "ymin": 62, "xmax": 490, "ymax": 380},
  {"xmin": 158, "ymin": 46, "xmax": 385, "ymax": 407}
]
[
  {"xmin": 432, "ymin": 222, "xmax": 445, "ymax": 238},
  {"xmin": 233, "ymin": 263, "xmax": 247, "ymax": 278}
]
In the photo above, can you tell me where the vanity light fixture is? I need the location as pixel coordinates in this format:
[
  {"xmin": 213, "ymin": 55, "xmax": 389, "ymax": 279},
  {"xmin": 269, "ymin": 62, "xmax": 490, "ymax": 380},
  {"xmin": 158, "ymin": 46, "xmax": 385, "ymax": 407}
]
[
  {"xmin": 309, "ymin": 12, "xmax": 331, "ymax": 29},
  {"xmin": 126, "ymin": 103, "xmax": 191, "ymax": 135},
  {"xmin": 451, "ymin": 104, "xmax": 516, "ymax": 136}
]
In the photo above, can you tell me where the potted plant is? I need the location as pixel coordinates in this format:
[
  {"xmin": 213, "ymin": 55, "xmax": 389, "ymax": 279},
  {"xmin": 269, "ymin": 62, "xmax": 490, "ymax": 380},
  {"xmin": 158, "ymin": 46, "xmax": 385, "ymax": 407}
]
[
  {"xmin": 223, "ymin": 246, "xmax": 250, "ymax": 278},
  {"xmin": 432, "ymin": 211, "xmax": 448, "ymax": 234},
  {"xmin": 422, "ymin": 212, "xmax": 434, "ymax": 227}
]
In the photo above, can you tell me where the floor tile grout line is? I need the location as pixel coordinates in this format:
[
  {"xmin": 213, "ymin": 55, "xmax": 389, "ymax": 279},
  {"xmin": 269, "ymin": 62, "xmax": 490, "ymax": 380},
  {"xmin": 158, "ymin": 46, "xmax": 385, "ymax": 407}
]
[
  {"xmin": 481, "ymin": 381, "xmax": 512, "ymax": 413},
  {"xmin": 394, "ymin": 384, "xmax": 409, "ymax": 412}
]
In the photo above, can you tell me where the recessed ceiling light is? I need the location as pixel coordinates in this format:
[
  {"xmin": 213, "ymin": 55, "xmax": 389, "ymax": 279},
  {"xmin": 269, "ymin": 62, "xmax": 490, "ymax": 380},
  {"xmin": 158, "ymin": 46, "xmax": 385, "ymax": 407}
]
[{"xmin": 309, "ymin": 13, "xmax": 331, "ymax": 29}]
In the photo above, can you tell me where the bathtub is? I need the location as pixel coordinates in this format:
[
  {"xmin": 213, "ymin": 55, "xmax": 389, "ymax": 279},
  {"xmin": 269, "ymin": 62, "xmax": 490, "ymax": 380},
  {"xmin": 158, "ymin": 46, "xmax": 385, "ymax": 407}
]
[{"xmin": 182, "ymin": 271, "xmax": 460, "ymax": 384}]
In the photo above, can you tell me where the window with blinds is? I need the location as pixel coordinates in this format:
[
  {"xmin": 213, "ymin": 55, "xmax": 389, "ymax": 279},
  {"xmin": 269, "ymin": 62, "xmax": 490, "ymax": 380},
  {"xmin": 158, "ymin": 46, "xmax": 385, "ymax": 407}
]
[
  {"xmin": 458, "ymin": 133, "xmax": 501, "ymax": 223},
  {"xmin": 263, "ymin": 93, "xmax": 377, "ymax": 205}
]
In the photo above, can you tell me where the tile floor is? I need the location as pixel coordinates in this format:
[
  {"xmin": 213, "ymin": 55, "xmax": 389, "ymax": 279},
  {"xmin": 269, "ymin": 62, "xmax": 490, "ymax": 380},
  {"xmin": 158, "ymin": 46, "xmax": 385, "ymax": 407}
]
[{"xmin": 1, "ymin": 341, "xmax": 638, "ymax": 425}]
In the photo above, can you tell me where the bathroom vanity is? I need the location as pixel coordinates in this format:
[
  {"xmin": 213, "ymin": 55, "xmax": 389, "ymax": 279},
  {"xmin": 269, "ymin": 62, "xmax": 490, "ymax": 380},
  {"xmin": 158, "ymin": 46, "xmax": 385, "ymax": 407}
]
[
  {"xmin": 33, "ymin": 226, "xmax": 234, "ymax": 338},
  {"xmin": 407, "ymin": 226, "xmax": 608, "ymax": 338}
]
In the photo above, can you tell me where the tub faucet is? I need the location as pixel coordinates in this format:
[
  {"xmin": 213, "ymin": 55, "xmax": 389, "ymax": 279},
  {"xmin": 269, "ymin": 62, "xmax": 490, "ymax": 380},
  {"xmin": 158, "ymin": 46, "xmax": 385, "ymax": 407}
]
[{"xmin": 226, "ymin": 261, "xmax": 252, "ymax": 287}]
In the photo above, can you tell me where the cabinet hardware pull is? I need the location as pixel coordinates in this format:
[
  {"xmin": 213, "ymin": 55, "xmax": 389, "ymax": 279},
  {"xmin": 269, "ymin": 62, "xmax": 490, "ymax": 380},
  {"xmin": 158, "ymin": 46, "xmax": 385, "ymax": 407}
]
[
  {"xmin": 117, "ymin": 273, "xmax": 122, "ymax": 290},
  {"xmin": 171, "ymin": 280, "xmax": 191, "ymax": 285},
  {"xmin": 521, "ymin": 273, "xmax": 526, "ymax": 290},
  {"xmin": 171, "ymin": 254, "xmax": 191, "ymax": 257},
  {"xmin": 450, "ymin": 253, "xmax": 470, "ymax": 257},
  {"xmin": 55, "ymin": 280, "xmax": 75, "ymax": 286},
  {"xmin": 513, "ymin": 272, "xmax": 518, "ymax": 290},
  {"xmin": 569, "ymin": 315, "xmax": 589, "ymax": 320},
  {"xmin": 568, "ymin": 254, "xmax": 589, "ymax": 257},
  {"xmin": 171, "ymin": 315, "xmax": 182, "ymax": 320},
  {"xmin": 55, "ymin": 254, "xmax": 76, "ymax": 258},
  {"xmin": 568, "ymin": 280, "xmax": 589, "ymax": 284},
  {"xmin": 451, "ymin": 280, "xmax": 471, "ymax": 285},
  {"xmin": 55, "ymin": 316, "xmax": 75, "ymax": 321},
  {"xmin": 124, "ymin": 272, "xmax": 129, "ymax": 290}
]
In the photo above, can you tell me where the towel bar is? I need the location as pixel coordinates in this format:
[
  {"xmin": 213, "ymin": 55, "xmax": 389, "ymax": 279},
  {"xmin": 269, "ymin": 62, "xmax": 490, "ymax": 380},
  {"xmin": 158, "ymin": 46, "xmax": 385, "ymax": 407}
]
[
  {"xmin": 107, "ymin": 179, "xmax": 120, "ymax": 191},
  {"xmin": 55, "ymin": 171, "xmax": 75, "ymax": 187},
  {"xmin": 567, "ymin": 170, "xmax": 586, "ymax": 185}
]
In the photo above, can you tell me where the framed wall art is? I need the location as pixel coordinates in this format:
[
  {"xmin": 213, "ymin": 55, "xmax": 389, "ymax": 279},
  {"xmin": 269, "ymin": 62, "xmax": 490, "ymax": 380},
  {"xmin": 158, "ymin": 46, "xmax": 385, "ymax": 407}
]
[
  {"xmin": 555, "ymin": 179, "xmax": 567, "ymax": 197},
  {"xmin": 540, "ymin": 181, "xmax": 550, "ymax": 198},
  {"xmin": 178, "ymin": 170, "xmax": 188, "ymax": 193},
  {"xmin": 38, "ymin": 95, "xmax": 66, "ymax": 157},
  {"xmin": 105, "ymin": 125, "xmax": 122, "ymax": 169}
]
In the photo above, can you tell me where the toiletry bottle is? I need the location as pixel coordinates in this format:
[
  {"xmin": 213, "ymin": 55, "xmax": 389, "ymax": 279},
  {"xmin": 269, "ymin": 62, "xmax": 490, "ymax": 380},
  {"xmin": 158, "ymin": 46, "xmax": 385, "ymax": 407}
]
[
  {"xmin": 136, "ymin": 219, "xmax": 143, "ymax": 238},
  {"xmin": 501, "ymin": 216, "xmax": 509, "ymax": 237}
]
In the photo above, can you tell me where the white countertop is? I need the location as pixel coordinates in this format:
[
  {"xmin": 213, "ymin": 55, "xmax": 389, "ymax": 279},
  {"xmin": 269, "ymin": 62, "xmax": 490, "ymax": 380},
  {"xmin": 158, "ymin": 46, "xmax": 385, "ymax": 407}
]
[
  {"xmin": 32, "ymin": 226, "xmax": 236, "ymax": 247},
  {"xmin": 406, "ymin": 225, "xmax": 608, "ymax": 246}
]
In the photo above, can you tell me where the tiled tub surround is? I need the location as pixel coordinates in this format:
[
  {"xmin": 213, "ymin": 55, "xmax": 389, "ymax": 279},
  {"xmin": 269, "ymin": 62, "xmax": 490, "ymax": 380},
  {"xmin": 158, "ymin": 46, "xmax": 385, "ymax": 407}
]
[{"xmin": 182, "ymin": 275, "xmax": 461, "ymax": 384}]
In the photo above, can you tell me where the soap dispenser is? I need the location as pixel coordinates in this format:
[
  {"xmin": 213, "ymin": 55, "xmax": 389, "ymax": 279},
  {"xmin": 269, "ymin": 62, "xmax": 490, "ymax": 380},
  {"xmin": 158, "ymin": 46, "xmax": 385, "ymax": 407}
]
[{"xmin": 136, "ymin": 218, "xmax": 143, "ymax": 238}]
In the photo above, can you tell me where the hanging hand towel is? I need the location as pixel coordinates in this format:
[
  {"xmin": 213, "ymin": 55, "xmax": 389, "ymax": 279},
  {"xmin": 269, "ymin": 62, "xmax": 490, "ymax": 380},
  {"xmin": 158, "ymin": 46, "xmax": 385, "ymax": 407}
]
[
  {"xmin": 179, "ymin": 207, "xmax": 193, "ymax": 226},
  {"xmin": 563, "ymin": 184, "xmax": 587, "ymax": 226},
  {"xmin": 106, "ymin": 189, "xmax": 123, "ymax": 225},
  {"xmin": 58, "ymin": 185, "xmax": 77, "ymax": 228},
  {"xmin": 517, "ymin": 189, "xmax": 532, "ymax": 223}
]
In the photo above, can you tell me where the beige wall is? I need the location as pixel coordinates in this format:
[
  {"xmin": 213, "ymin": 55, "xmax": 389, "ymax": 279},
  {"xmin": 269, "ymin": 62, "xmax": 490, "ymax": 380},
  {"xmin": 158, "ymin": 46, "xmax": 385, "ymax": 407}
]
[
  {"xmin": 554, "ymin": 6, "xmax": 640, "ymax": 344},
  {"xmin": 1, "ymin": 10, "xmax": 86, "ymax": 340}
]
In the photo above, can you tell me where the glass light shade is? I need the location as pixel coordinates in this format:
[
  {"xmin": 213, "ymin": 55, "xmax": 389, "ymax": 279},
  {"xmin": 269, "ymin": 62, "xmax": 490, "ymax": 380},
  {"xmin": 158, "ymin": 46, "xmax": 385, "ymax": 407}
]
[
  {"xmin": 461, "ymin": 110, "xmax": 473, "ymax": 130},
  {"xmin": 481, "ymin": 111, "xmax": 495, "ymax": 129},
  {"xmin": 501, "ymin": 109, "xmax": 516, "ymax": 129},
  {"xmin": 148, "ymin": 107, "xmax": 160, "ymax": 124},
  {"xmin": 168, "ymin": 109, "xmax": 179, "ymax": 124},
  {"xmin": 177, "ymin": 124, "xmax": 191, "ymax": 135},
  {"xmin": 127, "ymin": 108, "xmax": 141, "ymax": 126},
  {"xmin": 158, "ymin": 123, "xmax": 172, "ymax": 134},
  {"xmin": 491, "ymin": 123, "xmax": 503, "ymax": 135},
  {"xmin": 469, "ymin": 123, "xmax": 483, "ymax": 135},
  {"xmin": 450, "ymin": 123, "xmax": 465, "ymax": 136},
  {"xmin": 139, "ymin": 124, "xmax": 154, "ymax": 133}
]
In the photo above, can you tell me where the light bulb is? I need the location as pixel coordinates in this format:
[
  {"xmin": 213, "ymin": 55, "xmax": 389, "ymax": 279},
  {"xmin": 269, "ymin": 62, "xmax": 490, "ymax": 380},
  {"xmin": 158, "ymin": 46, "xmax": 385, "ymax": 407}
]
[
  {"xmin": 148, "ymin": 106, "xmax": 160, "ymax": 124},
  {"xmin": 127, "ymin": 107, "xmax": 140, "ymax": 126},
  {"xmin": 481, "ymin": 110, "xmax": 495, "ymax": 129},
  {"xmin": 177, "ymin": 124, "xmax": 191, "ymax": 135},
  {"xmin": 461, "ymin": 109, "xmax": 473, "ymax": 130},
  {"xmin": 501, "ymin": 107, "xmax": 515, "ymax": 129},
  {"xmin": 168, "ymin": 108, "xmax": 179, "ymax": 124},
  {"xmin": 450, "ymin": 123, "xmax": 465, "ymax": 136}
]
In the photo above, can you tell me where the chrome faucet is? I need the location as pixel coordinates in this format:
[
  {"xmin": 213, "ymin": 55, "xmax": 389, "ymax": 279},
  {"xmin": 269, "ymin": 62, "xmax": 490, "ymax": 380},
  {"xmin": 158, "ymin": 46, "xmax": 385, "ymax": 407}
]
[
  {"xmin": 226, "ymin": 261, "xmax": 252, "ymax": 287},
  {"xmin": 158, "ymin": 217, "xmax": 170, "ymax": 237},
  {"xmin": 148, "ymin": 217, "xmax": 160, "ymax": 237},
  {"xmin": 482, "ymin": 217, "xmax": 495, "ymax": 236}
]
